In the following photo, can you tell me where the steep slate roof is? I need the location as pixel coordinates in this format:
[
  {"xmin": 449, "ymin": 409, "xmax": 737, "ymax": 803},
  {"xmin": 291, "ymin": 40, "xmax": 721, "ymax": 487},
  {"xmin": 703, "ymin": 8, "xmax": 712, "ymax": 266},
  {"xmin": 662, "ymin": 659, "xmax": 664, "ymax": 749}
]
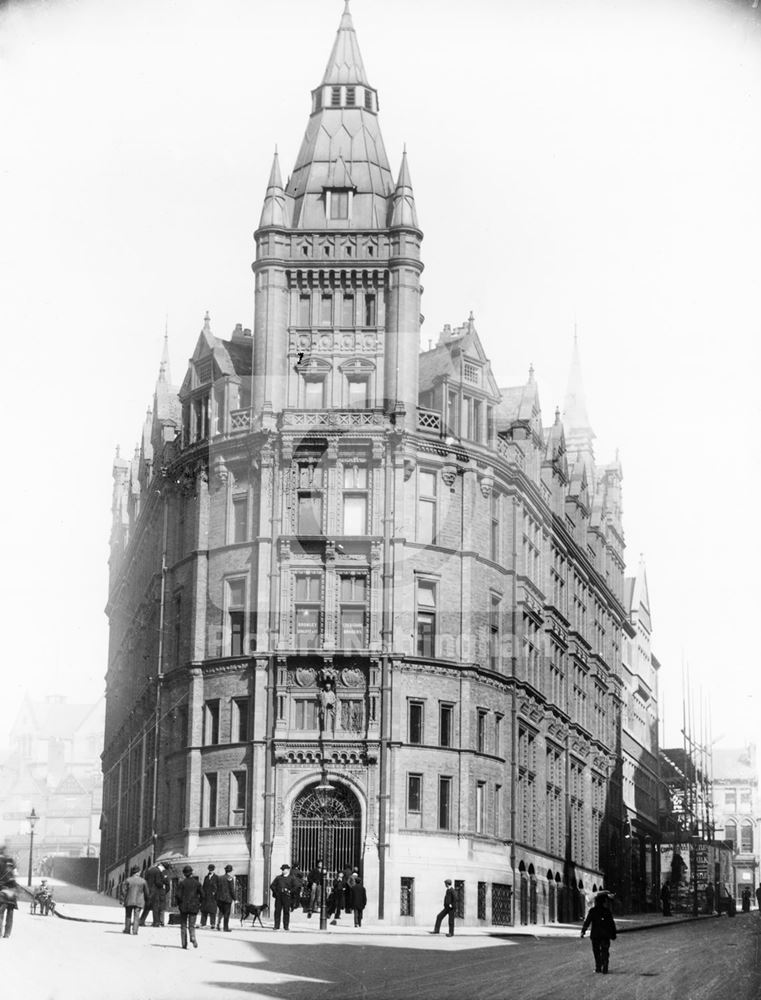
[
  {"xmin": 286, "ymin": 3, "xmax": 394, "ymax": 229},
  {"xmin": 419, "ymin": 316, "xmax": 500, "ymax": 398}
]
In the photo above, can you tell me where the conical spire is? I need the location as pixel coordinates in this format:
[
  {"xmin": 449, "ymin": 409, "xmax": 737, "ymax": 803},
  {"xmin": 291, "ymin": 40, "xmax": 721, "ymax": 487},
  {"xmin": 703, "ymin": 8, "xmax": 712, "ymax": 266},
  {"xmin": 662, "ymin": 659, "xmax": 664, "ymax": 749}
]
[
  {"xmin": 259, "ymin": 150, "xmax": 289, "ymax": 228},
  {"xmin": 158, "ymin": 321, "xmax": 171, "ymax": 384},
  {"xmin": 563, "ymin": 334, "xmax": 593, "ymax": 434},
  {"xmin": 287, "ymin": 2, "xmax": 393, "ymax": 229},
  {"xmin": 321, "ymin": 1, "xmax": 369, "ymax": 85},
  {"xmin": 563, "ymin": 334, "xmax": 595, "ymax": 483},
  {"xmin": 389, "ymin": 150, "xmax": 419, "ymax": 228}
]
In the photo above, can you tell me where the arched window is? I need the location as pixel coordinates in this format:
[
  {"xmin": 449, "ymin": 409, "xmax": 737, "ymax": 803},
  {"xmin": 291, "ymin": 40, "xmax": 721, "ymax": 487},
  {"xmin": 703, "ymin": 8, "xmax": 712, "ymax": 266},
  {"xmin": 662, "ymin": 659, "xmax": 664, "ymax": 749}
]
[
  {"xmin": 724, "ymin": 820, "xmax": 737, "ymax": 849},
  {"xmin": 740, "ymin": 820, "xmax": 753, "ymax": 853}
]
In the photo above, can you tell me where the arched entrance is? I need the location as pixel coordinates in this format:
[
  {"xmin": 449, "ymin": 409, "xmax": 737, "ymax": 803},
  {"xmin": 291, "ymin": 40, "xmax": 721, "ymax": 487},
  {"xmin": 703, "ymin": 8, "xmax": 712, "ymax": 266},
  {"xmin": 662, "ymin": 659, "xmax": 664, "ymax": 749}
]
[{"xmin": 291, "ymin": 782, "xmax": 362, "ymax": 874}]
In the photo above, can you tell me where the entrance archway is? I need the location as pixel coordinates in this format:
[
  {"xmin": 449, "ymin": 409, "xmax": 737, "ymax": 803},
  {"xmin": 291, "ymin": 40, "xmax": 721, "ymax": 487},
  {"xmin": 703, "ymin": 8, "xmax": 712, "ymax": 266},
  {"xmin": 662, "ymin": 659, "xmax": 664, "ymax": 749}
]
[{"xmin": 291, "ymin": 782, "xmax": 362, "ymax": 875}]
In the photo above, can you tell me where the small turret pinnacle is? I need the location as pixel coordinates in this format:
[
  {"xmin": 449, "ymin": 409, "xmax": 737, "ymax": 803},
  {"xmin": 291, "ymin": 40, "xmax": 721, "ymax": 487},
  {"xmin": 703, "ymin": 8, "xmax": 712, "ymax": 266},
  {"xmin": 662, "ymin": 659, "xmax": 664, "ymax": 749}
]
[
  {"xmin": 158, "ymin": 320, "xmax": 171, "ymax": 383},
  {"xmin": 390, "ymin": 149, "xmax": 419, "ymax": 229},
  {"xmin": 259, "ymin": 150, "xmax": 288, "ymax": 229}
]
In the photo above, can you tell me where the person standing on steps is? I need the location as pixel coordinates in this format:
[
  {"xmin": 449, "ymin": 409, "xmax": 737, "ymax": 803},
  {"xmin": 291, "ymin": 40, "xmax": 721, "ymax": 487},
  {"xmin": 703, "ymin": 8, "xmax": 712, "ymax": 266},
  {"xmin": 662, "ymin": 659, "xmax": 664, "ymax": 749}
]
[
  {"xmin": 215, "ymin": 865, "xmax": 235, "ymax": 931},
  {"xmin": 581, "ymin": 892, "xmax": 617, "ymax": 974},
  {"xmin": 431, "ymin": 879, "xmax": 456, "ymax": 936},
  {"xmin": 174, "ymin": 865, "xmax": 203, "ymax": 950},
  {"xmin": 351, "ymin": 876, "xmax": 367, "ymax": 927}
]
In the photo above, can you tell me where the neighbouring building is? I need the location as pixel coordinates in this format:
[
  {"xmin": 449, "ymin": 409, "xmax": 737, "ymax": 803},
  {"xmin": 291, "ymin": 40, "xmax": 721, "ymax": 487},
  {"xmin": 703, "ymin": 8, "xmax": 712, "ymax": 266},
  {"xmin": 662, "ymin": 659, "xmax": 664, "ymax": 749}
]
[
  {"xmin": 0, "ymin": 695, "xmax": 104, "ymax": 870},
  {"xmin": 101, "ymin": 2, "xmax": 660, "ymax": 926},
  {"xmin": 712, "ymin": 745, "xmax": 759, "ymax": 900}
]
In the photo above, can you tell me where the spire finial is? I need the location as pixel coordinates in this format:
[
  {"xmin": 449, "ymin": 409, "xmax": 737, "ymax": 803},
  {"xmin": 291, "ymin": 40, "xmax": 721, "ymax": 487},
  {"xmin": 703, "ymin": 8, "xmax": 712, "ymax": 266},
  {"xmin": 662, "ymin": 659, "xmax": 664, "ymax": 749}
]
[
  {"xmin": 555, "ymin": 405, "xmax": 561, "ymax": 425},
  {"xmin": 159, "ymin": 317, "xmax": 171, "ymax": 383},
  {"xmin": 528, "ymin": 362, "xmax": 535, "ymax": 383},
  {"xmin": 203, "ymin": 311, "xmax": 212, "ymax": 336}
]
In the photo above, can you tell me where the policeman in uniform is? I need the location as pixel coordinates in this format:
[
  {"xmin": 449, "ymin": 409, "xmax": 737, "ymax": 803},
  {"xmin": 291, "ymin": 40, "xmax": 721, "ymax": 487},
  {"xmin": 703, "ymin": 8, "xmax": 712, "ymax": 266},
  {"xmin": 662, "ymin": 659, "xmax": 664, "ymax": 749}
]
[{"xmin": 270, "ymin": 864, "xmax": 295, "ymax": 930}]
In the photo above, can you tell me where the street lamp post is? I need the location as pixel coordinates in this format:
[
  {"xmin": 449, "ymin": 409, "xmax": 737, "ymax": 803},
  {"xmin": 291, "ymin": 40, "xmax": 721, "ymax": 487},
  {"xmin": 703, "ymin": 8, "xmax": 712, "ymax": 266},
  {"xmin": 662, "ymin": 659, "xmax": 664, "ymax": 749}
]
[
  {"xmin": 315, "ymin": 772, "xmax": 333, "ymax": 932},
  {"xmin": 26, "ymin": 808, "xmax": 38, "ymax": 887}
]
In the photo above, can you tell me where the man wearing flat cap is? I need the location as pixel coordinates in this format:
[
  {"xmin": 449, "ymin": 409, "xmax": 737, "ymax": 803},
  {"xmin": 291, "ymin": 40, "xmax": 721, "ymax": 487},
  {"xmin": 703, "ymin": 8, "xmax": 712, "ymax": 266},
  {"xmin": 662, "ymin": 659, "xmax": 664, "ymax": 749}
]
[
  {"xmin": 173, "ymin": 865, "xmax": 203, "ymax": 949},
  {"xmin": 270, "ymin": 864, "xmax": 295, "ymax": 930}
]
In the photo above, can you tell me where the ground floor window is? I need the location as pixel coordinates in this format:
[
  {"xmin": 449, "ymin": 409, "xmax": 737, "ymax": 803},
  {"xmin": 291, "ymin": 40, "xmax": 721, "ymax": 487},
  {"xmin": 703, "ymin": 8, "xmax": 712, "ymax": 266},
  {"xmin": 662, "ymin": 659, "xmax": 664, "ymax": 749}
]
[{"xmin": 400, "ymin": 877, "xmax": 415, "ymax": 916}]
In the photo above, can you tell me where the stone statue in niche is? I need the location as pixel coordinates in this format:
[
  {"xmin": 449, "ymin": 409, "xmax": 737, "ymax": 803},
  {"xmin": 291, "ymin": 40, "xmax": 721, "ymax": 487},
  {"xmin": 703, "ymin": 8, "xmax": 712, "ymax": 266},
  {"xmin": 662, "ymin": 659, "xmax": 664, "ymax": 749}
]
[{"xmin": 318, "ymin": 678, "xmax": 336, "ymax": 736}]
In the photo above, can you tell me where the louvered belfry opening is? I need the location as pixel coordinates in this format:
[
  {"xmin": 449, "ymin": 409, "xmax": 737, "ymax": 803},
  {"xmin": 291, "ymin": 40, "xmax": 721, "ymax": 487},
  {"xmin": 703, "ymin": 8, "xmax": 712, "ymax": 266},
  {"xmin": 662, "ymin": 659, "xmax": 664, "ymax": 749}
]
[{"xmin": 291, "ymin": 782, "xmax": 362, "ymax": 874}]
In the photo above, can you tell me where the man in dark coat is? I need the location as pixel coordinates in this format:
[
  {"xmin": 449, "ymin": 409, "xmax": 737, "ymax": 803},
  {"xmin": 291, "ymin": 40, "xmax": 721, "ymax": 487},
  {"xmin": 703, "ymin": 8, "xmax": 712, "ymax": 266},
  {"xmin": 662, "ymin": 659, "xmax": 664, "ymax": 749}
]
[
  {"xmin": 173, "ymin": 864, "xmax": 203, "ymax": 949},
  {"xmin": 351, "ymin": 876, "xmax": 367, "ymax": 927},
  {"xmin": 660, "ymin": 882, "xmax": 671, "ymax": 916},
  {"xmin": 215, "ymin": 865, "xmax": 235, "ymax": 931},
  {"xmin": 270, "ymin": 864, "xmax": 295, "ymax": 930},
  {"xmin": 756, "ymin": 885, "xmax": 761, "ymax": 912},
  {"xmin": 0, "ymin": 857, "xmax": 18, "ymax": 939},
  {"xmin": 120, "ymin": 866, "xmax": 149, "ymax": 936},
  {"xmin": 581, "ymin": 892, "xmax": 617, "ymax": 973},
  {"xmin": 307, "ymin": 858, "xmax": 325, "ymax": 916},
  {"xmin": 139, "ymin": 861, "xmax": 166, "ymax": 927},
  {"xmin": 200, "ymin": 864, "xmax": 218, "ymax": 928},
  {"xmin": 432, "ymin": 879, "xmax": 456, "ymax": 936}
]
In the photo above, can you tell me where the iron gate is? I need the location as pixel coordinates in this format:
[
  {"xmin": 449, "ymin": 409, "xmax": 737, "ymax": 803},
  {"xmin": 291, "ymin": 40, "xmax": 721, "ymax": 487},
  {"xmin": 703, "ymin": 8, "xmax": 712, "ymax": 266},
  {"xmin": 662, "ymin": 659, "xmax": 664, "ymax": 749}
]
[{"xmin": 292, "ymin": 782, "xmax": 361, "ymax": 874}]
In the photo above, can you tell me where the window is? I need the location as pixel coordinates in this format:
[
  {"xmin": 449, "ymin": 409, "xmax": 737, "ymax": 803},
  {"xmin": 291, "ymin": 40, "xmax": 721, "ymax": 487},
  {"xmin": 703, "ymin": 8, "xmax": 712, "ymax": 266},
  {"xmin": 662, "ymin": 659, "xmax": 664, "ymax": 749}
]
[
  {"xmin": 294, "ymin": 699, "xmax": 319, "ymax": 730},
  {"xmin": 204, "ymin": 701, "xmax": 220, "ymax": 745},
  {"xmin": 546, "ymin": 746, "xmax": 563, "ymax": 856},
  {"xmin": 447, "ymin": 389, "xmax": 459, "ymax": 437},
  {"xmin": 740, "ymin": 789, "xmax": 752, "ymax": 810},
  {"xmin": 454, "ymin": 880, "xmax": 465, "ymax": 918},
  {"xmin": 330, "ymin": 190, "xmax": 349, "ymax": 220},
  {"xmin": 477, "ymin": 882, "xmax": 487, "ymax": 920},
  {"xmin": 439, "ymin": 703, "xmax": 453, "ymax": 748},
  {"xmin": 418, "ymin": 470, "xmax": 437, "ymax": 545},
  {"xmin": 408, "ymin": 701, "xmax": 424, "ymax": 745},
  {"xmin": 295, "ymin": 574, "xmax": 322, "ymax": 650},
  {"xmin": 339, "ymin": 575, "xmax": 367, "ymax": 648},
  {"xmin": 340, "ymin": 699, "xmax": 364, "ymax": 733},
  {"xmin": 473, "ymin": 399, "xmax": 483, "ymax": 443},
  {"xmin": 342, "ymin": 294, "xmax": 355, "ymax": 326},
  {"xmin": 400, "ymin": 877, "xmax": 414, "ymax": 916},
  {"xmin": 364, "ymin": 89, "xmax": 373, "ymax": 110},
  {"xmin": 407, "ymin": 774, "xmax": 422, "ymax": 813},
  {"xmin": 232, "ymin": 494, "xmax": 248, "ymax": 543},
  {"xmin": 304, "ymin": 377, "xmax": 325, "ymax": 409},
  {"xmin": 477, "ymin": 709, "xmax": 487, "ymax": 753},
  {"xmin": 490, "ymin": 492, "xmax": 501, "ymax": 562},
  {"xmin": 227, "ymin": 579, "xmax": 246, "ymax": 656},
  {"xmin": 231, "ymin": 771, "xmax": 246, "ymax": 827},
  {"xmin": 518, "ymin": 726, "xmax": 537, "ymax": 846},
  {"xmin": 725, "ymin": 789, "xmax": 737, "ymax": 809},
  {"xmin": 463, "ymin": 362, "xmax": 479, "ymax": 385},
  {"xmin": 724, "ymin": 820, "xmax": 736, "ymax": 849},
  {"xmin": 486, "ymin": 405, "xmax": 494, "ymax": 446},
  {"xmin": 298, "ymin": 294, "xmax": 311, "ymax": 325},
  {"xmin": 232, "ymin": 698, "xmax": 249, "ymax": 743},
  {"xmin": 173, "ymin": 594, "xmax": 182, "ymax": 668},
  {"xmin": 345, "ymin": 86, "xmax": 356, "ymax": 106},
  {"xmin": 489, "ymin": 595, "xmax": 501, "ymax": 671},
  {"xmin": 364, "ymin": 294, "xmax": 376, "ymax": 326},
  {"xmin": 347, "ymin": 378, "xmax": 368, "ymax": 408},
  {"xmin": 296, "ymin": 463, "xmax": 323, "ymax": 535},
  {"xmin": 494, "ymin": 784, "xmax": 502, "ymax": 837},
  {"xmin": 495, "ymin": 714, "xmax": 503, "ymax": 757},
  {"xmin": 740, "ymin": 821, "xmax": 753, "ymax": 853},
  {"xmin": 439, "ymin": 776, "xmax": 452, "ymax": 830},
  {"xmin": 416, "ymin": 580, "xmax": 436, "ymax": 656},
  {"xmin": 319, "ymin": 294, "xmax": 332, "ymax": 326},
  {"xmin": 476, "ymin": 781, "xmax": 486, "ymax": 834},
  {"xmin": 203, "ymin": 773, "xmax": 218, "ymax": 828},
  {"xmin": 331, "ymin": 86, "xmax": 341, "ymax": 106},
  {"xmin": 342, "ymin": 464, "xmax": 368, "ymax": 534}
]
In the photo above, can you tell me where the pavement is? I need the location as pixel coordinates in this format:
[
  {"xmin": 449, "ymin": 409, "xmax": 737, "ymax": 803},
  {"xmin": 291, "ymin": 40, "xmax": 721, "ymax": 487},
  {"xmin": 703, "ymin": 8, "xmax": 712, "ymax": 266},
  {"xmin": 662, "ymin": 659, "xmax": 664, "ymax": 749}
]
[{"xmin": 31, "ymin": 877, "xmax": 732, "ymax": 938}]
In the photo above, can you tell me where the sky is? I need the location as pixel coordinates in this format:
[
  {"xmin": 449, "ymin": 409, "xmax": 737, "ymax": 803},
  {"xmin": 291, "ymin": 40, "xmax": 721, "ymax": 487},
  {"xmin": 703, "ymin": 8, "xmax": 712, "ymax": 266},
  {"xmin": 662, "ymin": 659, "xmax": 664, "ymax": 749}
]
[{"xmin": 1, "ymin": 0, "xmax": 759, "ymax": 753}]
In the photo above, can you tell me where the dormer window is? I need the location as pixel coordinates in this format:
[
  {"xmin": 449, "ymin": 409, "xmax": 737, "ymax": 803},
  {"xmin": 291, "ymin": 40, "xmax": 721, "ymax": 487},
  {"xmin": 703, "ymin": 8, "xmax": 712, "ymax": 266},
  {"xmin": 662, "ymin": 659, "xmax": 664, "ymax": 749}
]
[
  {"xmin": 463, "ymin": 363, "xmax": 480, "ymax": 386},
  {"xmin": 331, "ymin": 86, "xmax": 341, "ymax": 106},
  {"xmin": 329, "ymin": 189, "xmax": 350, "ymax": 220},
  {"xmin": 346, "ymin": 86, "xmax": 356, "ymax": 106}
]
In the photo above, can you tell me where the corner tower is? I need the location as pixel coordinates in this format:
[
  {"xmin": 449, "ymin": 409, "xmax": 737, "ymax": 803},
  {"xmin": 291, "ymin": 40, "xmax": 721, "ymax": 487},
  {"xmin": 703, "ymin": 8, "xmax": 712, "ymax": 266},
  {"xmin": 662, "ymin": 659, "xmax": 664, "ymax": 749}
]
[{"xmin": 252, "ymin": 0, "xmax": 423, "ymax": 420}]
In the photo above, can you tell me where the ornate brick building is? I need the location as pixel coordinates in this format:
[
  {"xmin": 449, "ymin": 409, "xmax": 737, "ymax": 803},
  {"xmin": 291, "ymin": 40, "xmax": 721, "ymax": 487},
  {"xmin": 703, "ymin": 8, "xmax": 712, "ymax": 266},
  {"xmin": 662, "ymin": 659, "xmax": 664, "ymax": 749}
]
[{"xmin": 102, "ymin": 2, "xmax": 650, "ymax": 925}]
